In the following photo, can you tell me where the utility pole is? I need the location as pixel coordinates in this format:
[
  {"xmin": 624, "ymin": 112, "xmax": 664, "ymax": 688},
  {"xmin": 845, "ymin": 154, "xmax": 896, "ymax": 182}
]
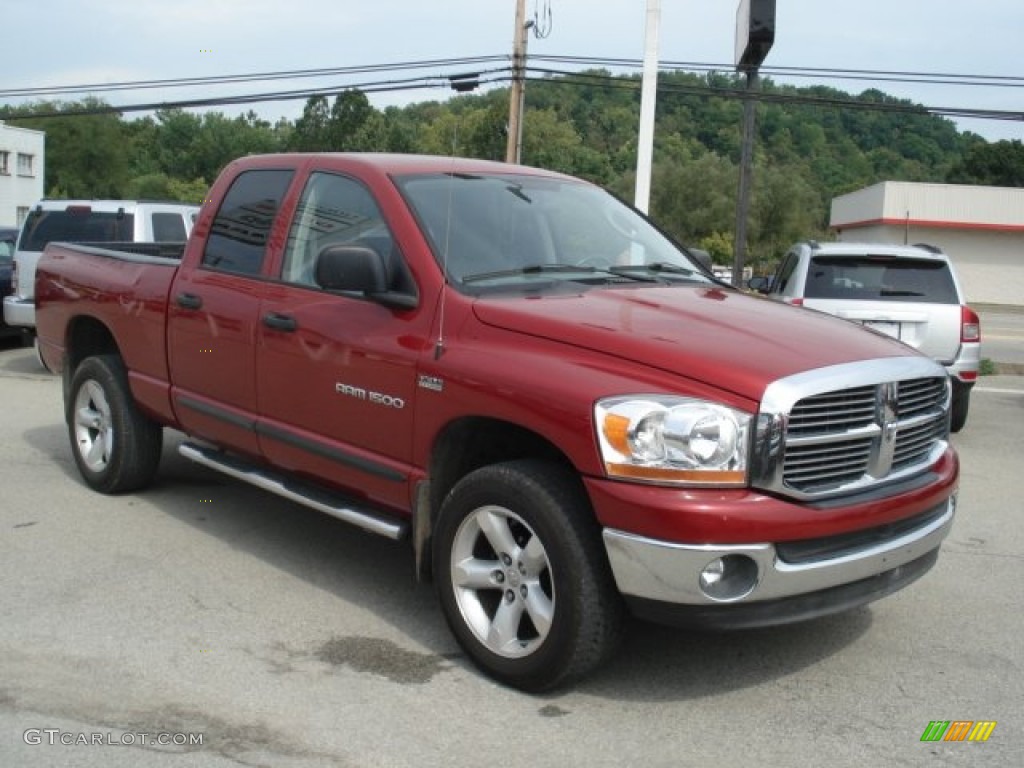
[
  {"xmin": 731, "ymin": 0, "xmax": 775, "ymax": 287},
  {"xmin": 506, "ymin": 0, "xmax": 529, "ymax": 164},
  {"xmin": 732, "ymin": 69, "xmax": 758, "ymax": 286},
  {"xmin": 634, "ymin": 0, "xmax": 662, "ymax": 214}
]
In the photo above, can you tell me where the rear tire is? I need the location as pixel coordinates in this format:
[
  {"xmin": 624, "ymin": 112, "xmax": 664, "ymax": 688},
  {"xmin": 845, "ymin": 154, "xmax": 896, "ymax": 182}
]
[
  {"xmin": 67, "ymin": 354, "xmax": 163, "ymax": 493},
  {"xmin": 433, "ymin": 460, "xmax": 624, "ymax": 692}
]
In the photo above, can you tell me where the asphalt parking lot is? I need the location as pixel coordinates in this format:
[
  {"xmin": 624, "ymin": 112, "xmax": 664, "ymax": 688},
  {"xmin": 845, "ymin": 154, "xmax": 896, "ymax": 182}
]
[{"xmin": 0, "ymin": 342, "xmax": 1021, "ymax": 768}]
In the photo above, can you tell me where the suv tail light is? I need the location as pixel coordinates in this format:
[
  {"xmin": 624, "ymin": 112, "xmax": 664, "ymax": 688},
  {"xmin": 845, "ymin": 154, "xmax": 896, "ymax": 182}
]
[
  {"xmin": 786, "ymin": 297, "xmax": 804, "ymax": 306},
  {"xmin": 961, "ymin": 306, "xmax": 980, "ymax": 343},
  {"xmin": 10, "ymin": 260, "xmax": 17, "ymax": 293}
]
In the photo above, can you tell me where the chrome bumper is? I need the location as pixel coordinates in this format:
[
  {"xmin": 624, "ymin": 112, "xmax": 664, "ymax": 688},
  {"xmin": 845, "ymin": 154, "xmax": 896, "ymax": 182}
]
[{"xmin": 603, "ymin": 497, "xmax": 954, "ymax": 607}]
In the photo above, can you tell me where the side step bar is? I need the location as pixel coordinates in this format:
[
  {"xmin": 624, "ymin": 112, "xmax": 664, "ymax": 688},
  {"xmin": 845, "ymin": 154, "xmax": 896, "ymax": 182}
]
[{"xmin": 178, "ymin": 442, "xmax": 409, "ymax": 541}]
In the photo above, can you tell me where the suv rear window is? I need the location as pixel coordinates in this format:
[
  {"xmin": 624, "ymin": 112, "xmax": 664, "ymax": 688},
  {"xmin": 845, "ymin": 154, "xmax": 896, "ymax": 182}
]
[
  {"xmin": 18, "ymin": 208, "xmax": 135, "ymax": 252},
  {"xmin": 804, "ymin": 256, "xmax": 959, "ymax": 304}
]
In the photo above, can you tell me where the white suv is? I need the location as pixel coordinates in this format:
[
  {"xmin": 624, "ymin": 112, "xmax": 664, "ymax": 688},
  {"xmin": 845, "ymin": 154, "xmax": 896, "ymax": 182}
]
[
  {"xmin": 3, "ymin": 199, "xmax": 199, "ymax": 334},
  {"xmin": 752, "ymin": 241, "xmax": 980, "ymax": 432}
]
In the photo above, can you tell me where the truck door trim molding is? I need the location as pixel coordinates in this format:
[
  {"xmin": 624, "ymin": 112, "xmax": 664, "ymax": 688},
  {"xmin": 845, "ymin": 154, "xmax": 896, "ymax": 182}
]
[
  {"xmin": 256, "ymin": 421, "xmax": 406, "ymax": 483},
  {"xmin": 176, "ymin": 391, "xmax": 406, "ymax": 483},
  {"xmin": 176, "ymin": 393, "xmax": 256, "ymax": 430}
]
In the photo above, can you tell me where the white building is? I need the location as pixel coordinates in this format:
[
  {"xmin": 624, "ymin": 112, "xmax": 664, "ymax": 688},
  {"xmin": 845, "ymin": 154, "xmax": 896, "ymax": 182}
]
[
  {"xmin": 0, "ymin": 121, "xmax": 45, "ymax": 228},
  {"xmin": 830, "ymin": 181, "xmax": 1024, "ymax": 307}
]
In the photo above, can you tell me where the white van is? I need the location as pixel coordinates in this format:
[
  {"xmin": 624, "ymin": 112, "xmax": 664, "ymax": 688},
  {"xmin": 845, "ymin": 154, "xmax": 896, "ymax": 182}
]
[{"xmin": 3, "ymin": 200, "xmax": 200, "ymax": 333}]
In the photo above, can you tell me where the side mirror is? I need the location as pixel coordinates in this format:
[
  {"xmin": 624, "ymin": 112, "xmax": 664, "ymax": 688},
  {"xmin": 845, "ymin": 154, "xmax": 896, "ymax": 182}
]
[
  {"xmin": 747, "ymin": 276, "xmax": 771, "ymax": 294},
  {"xmin": 687, "ymin": 247, "xmax": 713, "ymax": 273},
  {"xmin": 314, "ymin": 244, "xmax": 419, "ymax": 310},
  {"xmin": 315, "ymin": 245, "xmax": 389, "ymax": 294}
]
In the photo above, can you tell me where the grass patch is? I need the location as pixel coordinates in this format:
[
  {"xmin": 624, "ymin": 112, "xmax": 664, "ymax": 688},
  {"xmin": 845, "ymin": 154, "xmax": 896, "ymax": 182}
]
[{"xmin": 979, "ymin": 358, "xmax": 997, "ymax": 376}]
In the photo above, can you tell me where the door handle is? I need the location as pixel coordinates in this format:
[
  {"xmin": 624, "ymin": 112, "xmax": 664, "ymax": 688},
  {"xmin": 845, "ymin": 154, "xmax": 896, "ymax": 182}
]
[
  {"xmin": 262, "ymin": 312, "xmax": 297, "ymax": 332},
  {"xmin": 176, "ymin": 293, "xmax": 203, "ymax": 310}
]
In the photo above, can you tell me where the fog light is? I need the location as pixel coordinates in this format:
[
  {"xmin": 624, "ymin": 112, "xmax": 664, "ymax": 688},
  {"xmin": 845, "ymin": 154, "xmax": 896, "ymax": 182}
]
[{"xmin": 699, "ymin": 555, "xmax": 759, "ymax": 601}]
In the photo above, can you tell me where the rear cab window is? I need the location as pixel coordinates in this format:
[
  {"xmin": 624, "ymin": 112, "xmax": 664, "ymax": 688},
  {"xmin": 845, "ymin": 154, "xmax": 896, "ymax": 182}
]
[
  {"xmin": 804, "ymin": 256, "xmax": 959, "ymax": 304},
  {"xmin": 18, "ymin": 207, "xmax": 135, "ymax": 252}
]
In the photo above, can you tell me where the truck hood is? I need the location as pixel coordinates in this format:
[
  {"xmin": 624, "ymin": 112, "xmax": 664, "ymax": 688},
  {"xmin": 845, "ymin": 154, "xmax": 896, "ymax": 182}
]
[{"xmin": 472, "ymin": 285, "xmax": 917, "ymax": 402}]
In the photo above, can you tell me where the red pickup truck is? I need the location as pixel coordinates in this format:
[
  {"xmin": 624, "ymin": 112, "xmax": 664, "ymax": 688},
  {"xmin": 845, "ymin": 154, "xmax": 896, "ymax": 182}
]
[{"xmin": 35, "ymin": 153, "xmax": 958, "ymax": 691}]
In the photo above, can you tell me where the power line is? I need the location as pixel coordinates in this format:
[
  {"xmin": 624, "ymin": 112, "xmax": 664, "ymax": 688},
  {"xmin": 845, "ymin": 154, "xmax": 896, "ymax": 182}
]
[
  {"xmin": 530, "ymin": 54, "xmax": 1024, "ymax": 88},
  {"xmin": 2, "ymin": 59, "xmax": 1020, "ymax": 127},
  {"xmin": 523, "ymin": 67, "xmax": 1024, "ymax": 123},
  {"xmin": 2, "ymin": 53, "xmax": 1022, "ymax": 103},
  {"xmin": 0, "ymin": 56, "xmax": 508, "ymax": 99}
]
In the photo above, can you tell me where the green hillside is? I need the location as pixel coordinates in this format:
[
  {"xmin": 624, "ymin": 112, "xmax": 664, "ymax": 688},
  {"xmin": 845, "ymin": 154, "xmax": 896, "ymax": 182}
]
[{"xmin": 4, "ymin": 69, "xmax": 1020, "ymax": 269}]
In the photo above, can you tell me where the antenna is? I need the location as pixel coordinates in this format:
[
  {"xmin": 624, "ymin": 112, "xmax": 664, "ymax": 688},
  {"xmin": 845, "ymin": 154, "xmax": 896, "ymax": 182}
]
[{"xmin": 434, "ymin": 121, "xmax": 459, "ymax": 360}]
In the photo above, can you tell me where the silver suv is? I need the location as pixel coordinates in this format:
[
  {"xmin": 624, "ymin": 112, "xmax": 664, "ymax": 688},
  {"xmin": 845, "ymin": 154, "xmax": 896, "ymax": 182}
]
[
  {"xmin": 3, "ymin": 199, "xmax": 199, "ymax": 333},
  {"xmin": 751, "ymin": 241, "xmax": 980, "ymax": 431}
]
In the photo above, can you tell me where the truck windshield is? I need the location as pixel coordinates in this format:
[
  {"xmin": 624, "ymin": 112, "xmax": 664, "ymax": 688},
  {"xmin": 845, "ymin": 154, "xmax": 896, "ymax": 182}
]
[
  {"xmin": 396, "ymin": 173, "xmax": 709, "ymax": 291},
  {"xmin": 18, "ymin": 208, "xmax": 135, "ymax": 252}
]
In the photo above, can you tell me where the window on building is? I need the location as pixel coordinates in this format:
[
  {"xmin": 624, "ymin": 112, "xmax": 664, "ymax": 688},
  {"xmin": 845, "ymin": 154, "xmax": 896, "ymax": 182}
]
[
  {"xmin": 0, "ymin": 151, "xmax": 9, "ymax": 175},
  {"xmin": 17, "ymin": 153, "xmax": 34, "ymax": 176}
]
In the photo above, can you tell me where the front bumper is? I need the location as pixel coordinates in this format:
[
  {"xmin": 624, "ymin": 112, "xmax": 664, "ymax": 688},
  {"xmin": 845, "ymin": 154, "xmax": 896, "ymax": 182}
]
[
  {"xmin": 603, "ymin": 495, "xmax": 954, "ymax": 628},
  {"xmin": 2, "ymin": 295, "xmax": 35, "ymax": 328}
]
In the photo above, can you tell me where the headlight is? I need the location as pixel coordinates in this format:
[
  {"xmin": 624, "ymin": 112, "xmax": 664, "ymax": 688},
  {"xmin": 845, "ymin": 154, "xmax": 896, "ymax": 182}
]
[{"xmin": 595, "ymin": 396, "xmax": 751, "ymax": 485}]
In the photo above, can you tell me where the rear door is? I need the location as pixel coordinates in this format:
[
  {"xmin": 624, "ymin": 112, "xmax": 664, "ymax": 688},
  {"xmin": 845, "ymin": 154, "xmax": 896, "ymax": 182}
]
[
  {"xmin": 255, "ymin": 169, "xmax": 425, "ymax": 511},
  {"xmin": 167, "ymin": 168, "xmax": 296, "ymax": 456},
  {"xmin": 802, "ymin": 255, "xmax": 962, "ymax": 361}
]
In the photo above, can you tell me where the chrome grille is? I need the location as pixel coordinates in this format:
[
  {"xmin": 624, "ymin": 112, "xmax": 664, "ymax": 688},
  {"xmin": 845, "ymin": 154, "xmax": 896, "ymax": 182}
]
[
  {"xmin": 784, "ymin": 437, "xmax": 872, "ymax": 488},
  {"xmin": 753, "ymin": 358, "xmax": 951, "ymax": 501},
  {"xmin": 894, "ymin": 418, "xmax": 946, "ymax": 470},
  {"xmin": 786, "ymin": 385, "xmax": 875, "ymax": 435}
]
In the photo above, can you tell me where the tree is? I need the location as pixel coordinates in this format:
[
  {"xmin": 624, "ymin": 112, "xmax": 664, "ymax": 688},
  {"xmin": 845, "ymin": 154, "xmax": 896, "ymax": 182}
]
[
  {"xmin": 948, "ymin": 140, "xmax": 1024, "ymax": 187},
  {"xmin": 289, "ymin": 96, "xmax": 332, "ymax": 151},
  {"xmin": 2, "ymin": 98, "xmax": 130, "ymax": 197}
]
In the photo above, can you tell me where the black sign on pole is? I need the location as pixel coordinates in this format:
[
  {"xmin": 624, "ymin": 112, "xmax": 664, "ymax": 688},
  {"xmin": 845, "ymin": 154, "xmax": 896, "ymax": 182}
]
[{"xmin": 735, "ymin": 0, "xmax": 776, "ymax": 72}]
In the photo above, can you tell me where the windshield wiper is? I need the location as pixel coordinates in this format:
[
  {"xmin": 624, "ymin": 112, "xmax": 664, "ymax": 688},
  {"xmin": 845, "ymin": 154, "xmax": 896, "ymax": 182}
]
[
  {"xmin": 461, "ymin": 263, "xmax": 658, "ymax": 284},
  {"xmin": 609, "ymin": 262, "xmax": 698, "ymax": 278}
]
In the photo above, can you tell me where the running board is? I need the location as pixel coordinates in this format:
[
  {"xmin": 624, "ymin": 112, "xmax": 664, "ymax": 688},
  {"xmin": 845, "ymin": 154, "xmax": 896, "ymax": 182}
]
[{"xmin": 178, "ymin": 442, "xmax": 409, "ymax": 541}]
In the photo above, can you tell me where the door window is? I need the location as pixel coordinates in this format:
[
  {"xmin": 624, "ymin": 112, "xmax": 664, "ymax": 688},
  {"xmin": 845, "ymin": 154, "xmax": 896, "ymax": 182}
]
[
  {"xmin": 202, "ymin": 169, "xmax": 293, "ymax": 275},
  {"xmin": 281, "ymin": 172, "xmax": 412, "ymax": 295}
]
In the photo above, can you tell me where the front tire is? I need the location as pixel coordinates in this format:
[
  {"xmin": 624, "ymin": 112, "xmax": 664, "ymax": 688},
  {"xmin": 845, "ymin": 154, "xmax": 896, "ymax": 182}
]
[
  {"xmin": 433, "ymin": 460, "xmax": 623, "ymax": 692},
  {"xmin": 67, "ymin": 354, "xmax": 163, "ymax": 493}
]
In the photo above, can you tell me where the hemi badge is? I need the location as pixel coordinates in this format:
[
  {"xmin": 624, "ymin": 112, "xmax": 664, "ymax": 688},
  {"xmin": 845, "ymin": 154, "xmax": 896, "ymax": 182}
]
[{"xmin": 418, "ymin": 375, "xmax": 444, "ymax": 392}]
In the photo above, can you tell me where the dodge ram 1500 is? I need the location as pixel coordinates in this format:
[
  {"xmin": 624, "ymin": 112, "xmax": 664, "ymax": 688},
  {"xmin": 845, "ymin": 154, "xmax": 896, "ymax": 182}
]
[{"xmin": 35, "ymin": 153, "xmax": 958, "ymax": 691}]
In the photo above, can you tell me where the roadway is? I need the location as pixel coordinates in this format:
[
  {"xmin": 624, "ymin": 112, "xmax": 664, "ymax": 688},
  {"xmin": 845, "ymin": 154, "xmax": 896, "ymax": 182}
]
[{"xmin": 0, "ymin": 343, "xmax": 1021, "ymax": 767}]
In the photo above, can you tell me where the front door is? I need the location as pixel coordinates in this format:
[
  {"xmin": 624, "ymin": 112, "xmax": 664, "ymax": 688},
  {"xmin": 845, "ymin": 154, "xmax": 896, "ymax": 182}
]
[{"xmin": 255, "ymin": 170, "xmax": 427, "ymax": 512}]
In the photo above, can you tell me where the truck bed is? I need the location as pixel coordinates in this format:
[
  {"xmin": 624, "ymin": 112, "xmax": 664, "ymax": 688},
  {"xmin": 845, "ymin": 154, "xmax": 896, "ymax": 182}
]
[{"xmin": 35, "ymin": 241, "xmax": 185, "ymax": 424}]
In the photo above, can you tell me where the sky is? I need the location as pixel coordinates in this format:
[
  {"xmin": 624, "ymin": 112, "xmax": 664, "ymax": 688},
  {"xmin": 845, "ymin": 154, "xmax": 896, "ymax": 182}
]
[{"xmin": 2, "ymin": 0, "xmax": 1022, "ymax": 142}]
